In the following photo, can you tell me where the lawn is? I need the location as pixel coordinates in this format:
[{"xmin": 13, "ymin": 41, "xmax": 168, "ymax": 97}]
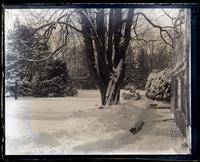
[{"xmin": 5, "ymin": 90, "xmax": 188, "ymax": 155}]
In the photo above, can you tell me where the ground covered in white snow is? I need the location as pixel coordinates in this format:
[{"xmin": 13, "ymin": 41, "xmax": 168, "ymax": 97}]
[{"xmin": 5, "ymin": 90, "xmax": 189, "ymax": 155}]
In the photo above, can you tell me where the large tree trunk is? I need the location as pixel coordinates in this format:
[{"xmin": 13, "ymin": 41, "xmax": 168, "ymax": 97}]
[
  {"xmin": 99, "ymin": 58, "xmax": 125, "ymax": 105},
  {"xmin": 98, "ymin": 65, "xmax": 123, "ymax": 106},
  {"xmin": 79, "ymin": 9, "xmax": 134, "ymax": 106},
  {"xmin": 100, "ymin": 84, "xmax": 120, "ymax": 105}
]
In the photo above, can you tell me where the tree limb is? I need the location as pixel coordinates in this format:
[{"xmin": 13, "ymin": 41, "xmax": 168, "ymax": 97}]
[
  {"xmin": 20, "ymin": 29, "xmax": 69, "ymax": 62},
  {"xmin": 134, "ymin": 12, "xmax": 173, "ymax": 48},
  {"xmin": 78, "ymin": 10, "xmax": 102, "ymax": 49},
  {"xmin": 32, "ymin": 22, "xmax": 54, "ymax": 35},
  {"xmin": 133, "ymin": 14, "xmax": 139, "ymax": 40}
]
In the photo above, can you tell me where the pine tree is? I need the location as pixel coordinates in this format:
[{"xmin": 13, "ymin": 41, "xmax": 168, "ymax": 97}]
[
  {"xmin": 32, "ymin": 60, "xmax": 78, "ymax": 97},
  {"xmin": 5, "ymin": 20, "xmax": 50, "ymax": 96}
]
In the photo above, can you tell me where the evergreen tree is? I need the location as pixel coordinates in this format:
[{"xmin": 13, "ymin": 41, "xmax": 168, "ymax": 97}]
[
  {"xmin": 33, "ymin": 60, "xmax": 78, "ymax": 97},
  {"xmin": 5, "ymin": 20, "xmax": 50, "ymax": 96}
]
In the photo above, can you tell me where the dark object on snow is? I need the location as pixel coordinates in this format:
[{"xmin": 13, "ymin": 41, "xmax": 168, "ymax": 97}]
[
  {"xmin": 14, "ymin": 80, "xmax": 18, "ymax": 100},
  {"xmin": 148, "ymin": 105, "xmax": 171, "ymax": 109},
  {"xmin": 129, "ymin": 121, "xmax": 144, "ymax": 135},
  {"xmin": 98, "ymin": 106, "xmax": 104, "ymax": 109},
  {"xmin": 149, "ymin": 103, "xmax": 158, "ymax": 106},
  {"xmin": 161, "ymin": 118, "xmax": 174, "ymax": 122}
]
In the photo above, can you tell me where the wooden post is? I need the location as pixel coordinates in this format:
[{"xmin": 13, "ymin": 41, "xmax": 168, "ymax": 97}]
[{"xmin": 14, "ymin": 80, "xmax": 18, "ymax": 100}]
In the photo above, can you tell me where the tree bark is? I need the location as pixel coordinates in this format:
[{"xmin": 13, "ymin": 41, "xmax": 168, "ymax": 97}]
[
  {"xmin": 79, "ymin": 9, "xmax": 134, "ymax": 106},
  {"xmin": 99, "ymin": 78, "xmax": 121, "ymax": 105}
]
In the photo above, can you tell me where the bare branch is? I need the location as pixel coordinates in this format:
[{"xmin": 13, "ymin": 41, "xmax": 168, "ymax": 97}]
[
  {"xmin": 161, "ymin": 9, "xmax": 176, "ymax": 21},
  {"xmin": 32, "ymin": 22, "xmax": 54, "ymax": 35},
  {"xmin": 133, "ymin": 14, "xmax": 139, "ymax": 40},
  {"xmin": 20, "ymin": 28, "xmax": 69, "ymax": 62},
  {"xmin": 134, "ymin": 12, "xmax": 173, "ymax": 48},
  {"xmin": 131, "ymin": 37, "xmax": 161, "ymax": 45},
  {"xmin": 159, "ymin": 30, "xmax": 173, "ymax": 48},
  {"xmin": 57, "ymin": 21, "xmax": 91, "ymax": 37}
]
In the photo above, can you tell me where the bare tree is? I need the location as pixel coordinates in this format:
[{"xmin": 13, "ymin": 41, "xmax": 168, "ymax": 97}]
[
  {"xmin": 78, "ymin": 9, "xmax": 134, "ymax": 105},
  {"xmin": 14, "ymin": 8, "xmax": 182, "ymax": 106}
]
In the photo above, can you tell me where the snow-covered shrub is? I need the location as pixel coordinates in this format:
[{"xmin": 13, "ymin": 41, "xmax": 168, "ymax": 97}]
[
  {"xmin": 122, "ymin": 86, "xmax": 140, "ymax": 101},
  {"xmin": 5, "ymin": 78, "xmax": 32, "ymax": 97},
  {"xmin": 17, "ymin": 80, "xmax": 32, "ymax": 96},
  {"xmin": 33, "ymin": 60, "xmax": 78, "ymax": 97},
  {"xmin": 33, "ymin": 75, "xmax": 77, "ymax": 97},
  {"xmin": 145, "ymin": 68, "xmax": 171, "ymax": 102}
]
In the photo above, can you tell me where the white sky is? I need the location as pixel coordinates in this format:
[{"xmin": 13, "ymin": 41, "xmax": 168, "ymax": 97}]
[
  {"xmin": 4, "ymin": 8, "xmax": 181, "ymax": 31},
  {"xmin": 4, "ymin": 8, "xmax": 185, "ymax": 51}
]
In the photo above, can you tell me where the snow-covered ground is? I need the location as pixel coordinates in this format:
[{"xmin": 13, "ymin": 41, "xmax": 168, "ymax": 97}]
[{"xmin": 5, "ymin": 90, "xmax": 189, "ymax": 155}]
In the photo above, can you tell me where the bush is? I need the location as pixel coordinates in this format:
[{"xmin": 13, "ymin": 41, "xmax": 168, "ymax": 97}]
[
  {"xmin": 33, "ymin": 75, "xmax": 77, "ymax": 97},
  {"xmin": 5, "ymin": 60, "xmax": 78, "ymax": 98},
  {"xmin": 122, "ymin": 85, "xmax": 140, "ymax": 101},
  {"xmin": 33, "ymin": 60, "xmax": 78, "ymax": 97},
  {"xmin": 145, "ymin": 69, "xmax": 171, "ymax": 102}
]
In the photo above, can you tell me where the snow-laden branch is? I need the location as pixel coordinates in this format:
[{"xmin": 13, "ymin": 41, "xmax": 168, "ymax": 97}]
[
  {"xmin": 19, "ymin": 30, "xmax": 69, "ymax": 62},
  {"xmin": 105, "ymin": 59, "xmax": 123, "ymax": 105}
]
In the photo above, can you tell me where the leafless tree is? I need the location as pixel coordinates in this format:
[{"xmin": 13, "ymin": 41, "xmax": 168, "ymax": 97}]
[{"xmin": 14, "ymin": 8, "xmax": 183, "ymax": 106}]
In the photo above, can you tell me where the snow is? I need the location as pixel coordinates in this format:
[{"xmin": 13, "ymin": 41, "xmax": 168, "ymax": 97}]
[
  {"xmin": 105, "ymin": 59, "xmax": 123, "ymax": 105},
  {"xmin": 5, "ymin": 90, "xmax": 189, "ymax": 155}
]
